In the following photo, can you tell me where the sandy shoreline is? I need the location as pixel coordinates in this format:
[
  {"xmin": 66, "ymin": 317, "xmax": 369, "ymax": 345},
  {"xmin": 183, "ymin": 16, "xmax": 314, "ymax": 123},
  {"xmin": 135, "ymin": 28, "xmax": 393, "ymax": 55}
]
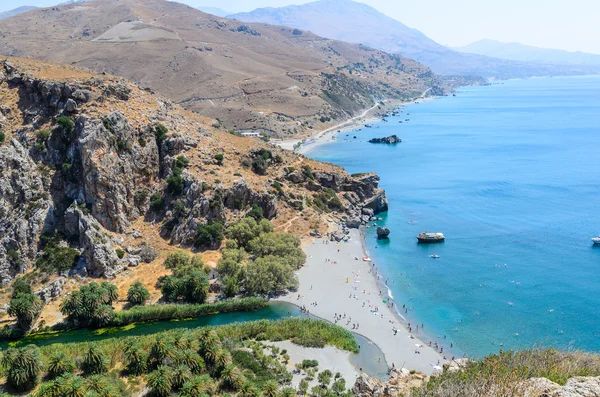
[
  {"xmin": 274, "ymin": 95, "xmax": 434, "ymax": 155},
  {"xmin": 276, "ymin": 229, "xmax": 449, "ymax": 374}
]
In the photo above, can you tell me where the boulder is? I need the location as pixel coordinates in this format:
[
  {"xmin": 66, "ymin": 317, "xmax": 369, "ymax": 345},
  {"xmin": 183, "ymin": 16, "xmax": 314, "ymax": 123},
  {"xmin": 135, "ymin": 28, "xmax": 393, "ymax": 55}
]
[
  {"xmin": 346, "ymin": 218, "xmax": 361, "ymax": 229},
  {"xmin": 369, "ymin": 135, "xmax": 402, "ymax": 144},
  {"xmin": 330, "ymin": 231, "xmax": 346, "ymax": 242},
  {"xmin": 550, "ymin": 377, "xmax": 600, "ymax": 397},
  {"xmin": 64, "ymin": 98, "xmax": 78, "ymax": 113},
  {"xmin": 352, "ymin": 373, "xmax": 386, "ymax": 396},
  {"xmin": 377, "ymin": 227, "xmax": 391, "ymax": 239},
  {"xmin": 139, "ymin": 244, "xmax": 158, "ymax": 263},
  {"xmin": 36, "ymin": 278, "xmax": 66, "ymax": 303}
]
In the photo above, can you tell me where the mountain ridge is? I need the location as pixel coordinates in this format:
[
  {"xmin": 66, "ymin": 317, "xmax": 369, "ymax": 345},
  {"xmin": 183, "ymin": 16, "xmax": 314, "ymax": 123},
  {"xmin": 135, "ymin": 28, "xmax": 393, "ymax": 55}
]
[
  {"xmin": 229, "ymin": 0, "xmax": 600, "ymax": 78},
  {"xmin": 0, "ymin": 0, "xmax": 446, "ymax": 137},
  {"xmin": 455, "ymin": 39, "xmax": 600, "ymax": 67}
]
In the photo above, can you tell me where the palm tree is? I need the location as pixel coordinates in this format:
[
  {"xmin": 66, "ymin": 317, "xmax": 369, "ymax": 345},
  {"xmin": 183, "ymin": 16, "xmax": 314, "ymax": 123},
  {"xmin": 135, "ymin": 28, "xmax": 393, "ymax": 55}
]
[
  {"xmin": 8, "ymin": 291, "xmax": 43, "ymax": 331},
  {"xmin": 176, "ymin": 349, "xmax": 205, "ymax": 374},
  {"xmin": 180, "ymin": 375, "xmax": 211, "ymax": 397},
  {"xmin": 219, "ymin": 364, "xmax": 241, "ymax": 389},
  {"xmin": 172, "ymin": 364, "xmax": 192, "ymax": 390},
  {"xmin": 127, "ymin": 281, "xmax": 150, "ymax": 306},
  {"xmin": 2, "ymin": 344, "xmax": 43, "ymax": 392},
  {"xmin": 85, "ymin": 374, "xmax": 109, "ymax": 394},
  {"xmin": 101, "ymin": 282, "xmax": 119, "ymax": 304},
  {"xmin": 125, "ymin": 343, "xmax": 148, "ymax": 376},
  {"xmin": 278, "ymin": 387, "xmax": 298, "ymax": 397},
  {"xmin": 148, "ymin": 335, "xmax": 173, "ymax": 368},
  {"xmin": 214, "ymin": 349, "xmax": 233, "ymax": 370},
  {"xmin": 56, "ymin": 374, "xmax": 87, "ymax": 397},
  {"xmin": 82, "ymin": 343, "xmax": 109, "ymax": 375},
  {"xmin": 262, "ymin": 380, "xmax": 279, "ymax": 397},
  {"xmin": 202, "ymin": 344, "xmax": 221, "ymax": 366},
  {"xmin": 146, "ymin": 366, "xmax": 174, "ymax": 397},
  {"xmin": 238, "ymin": 381, "xmax": 261, "ymax": 397},
  {"xmin": 47, "ymin": 351, "xmax": 76, "ymax": 379}
]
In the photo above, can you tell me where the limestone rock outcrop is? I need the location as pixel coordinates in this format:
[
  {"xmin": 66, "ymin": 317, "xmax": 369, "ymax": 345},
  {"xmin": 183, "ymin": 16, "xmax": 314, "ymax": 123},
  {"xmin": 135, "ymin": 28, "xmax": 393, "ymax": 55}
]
[
  {"xmin": 64, "ymin": 204, "xmax": 121, "ymax": 277},
  {"xmin": 0, "ymin": 140, "xmax": 53, "ymax": 283}
]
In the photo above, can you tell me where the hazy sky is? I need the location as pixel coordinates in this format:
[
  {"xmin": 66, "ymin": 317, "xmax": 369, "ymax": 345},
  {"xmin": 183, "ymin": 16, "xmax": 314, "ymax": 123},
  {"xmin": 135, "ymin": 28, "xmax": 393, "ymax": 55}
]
[{"xmin": 2, "ymin": 0, "xmax": 598, "ymax": 54}]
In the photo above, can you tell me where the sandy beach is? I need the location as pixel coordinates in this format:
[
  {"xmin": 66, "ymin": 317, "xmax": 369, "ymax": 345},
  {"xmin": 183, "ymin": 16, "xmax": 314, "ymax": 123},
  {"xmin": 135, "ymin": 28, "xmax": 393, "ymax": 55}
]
[
  {"xmin": 276, "ymin": 229, "xmax": 448, "ymax": 375},
  {"xmin": 274, "ymin": 94, "xmax": 435, "ymax": 155}
]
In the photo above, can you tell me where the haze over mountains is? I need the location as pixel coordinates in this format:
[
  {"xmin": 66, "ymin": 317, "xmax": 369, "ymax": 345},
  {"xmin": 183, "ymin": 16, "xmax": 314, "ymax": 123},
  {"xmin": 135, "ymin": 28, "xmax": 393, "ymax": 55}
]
[
  {"xmin": 230, "ymin": 0, "xmax": 600, "ymax": 78},
  {"xmin": 455, "ymin": 39, "xmax": 600, "ymax": 67},
  {"xmin": 0, "ymin": 0, "xmax": 445, "ymax": 136},
  {"xmin": 0, "ymin": 5, "xmax": 37, "ymax": 20}
]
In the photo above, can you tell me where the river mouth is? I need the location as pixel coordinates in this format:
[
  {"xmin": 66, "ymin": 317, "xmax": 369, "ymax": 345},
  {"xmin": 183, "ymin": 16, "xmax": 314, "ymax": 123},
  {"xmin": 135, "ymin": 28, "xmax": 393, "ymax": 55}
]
[{"xmin": 6, "ymin": 302, "xmax": 389, "ymax": 380}]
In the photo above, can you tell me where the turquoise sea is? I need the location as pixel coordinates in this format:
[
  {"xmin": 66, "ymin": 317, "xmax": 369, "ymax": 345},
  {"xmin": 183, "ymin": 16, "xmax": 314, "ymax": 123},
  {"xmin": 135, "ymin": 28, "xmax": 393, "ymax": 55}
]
[{"xmin": 309, "ymin": 76, "xmax": 600, "ymax": 358}]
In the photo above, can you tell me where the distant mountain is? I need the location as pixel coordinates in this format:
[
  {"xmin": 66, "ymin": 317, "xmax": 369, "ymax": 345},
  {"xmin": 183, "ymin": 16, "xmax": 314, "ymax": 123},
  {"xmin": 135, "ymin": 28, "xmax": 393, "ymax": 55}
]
[
  {"xmin": 196, "ymin": 6, "xmax": 231, "ymax": 17},
  {"xmin": 229, "ymin": 0, "xmax": 600, "ymax": 78},
  {"xmin": 0, "ymin": 6, "xmax": 37, "ymax": 20},
  {"xmin": 455, "ymin": 39, "xmax": 600, "ymax": 67},
  {"xmin": 0, "ymin": 0, "xmax": 444, "ymax": 135}
]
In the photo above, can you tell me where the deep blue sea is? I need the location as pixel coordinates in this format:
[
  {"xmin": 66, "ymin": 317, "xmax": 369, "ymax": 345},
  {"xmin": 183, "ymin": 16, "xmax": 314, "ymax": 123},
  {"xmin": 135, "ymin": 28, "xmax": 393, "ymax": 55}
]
[{"xmin": 309, "ymin": 76, "xmax": 600, "ymax": 358}]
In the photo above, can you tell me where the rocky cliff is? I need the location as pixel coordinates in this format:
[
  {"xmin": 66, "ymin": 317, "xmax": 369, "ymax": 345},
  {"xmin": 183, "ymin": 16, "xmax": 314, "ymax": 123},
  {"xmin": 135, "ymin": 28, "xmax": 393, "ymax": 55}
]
[{"xmin": 0, "ymin": 58, "xmax": 389, "ymax": 290}]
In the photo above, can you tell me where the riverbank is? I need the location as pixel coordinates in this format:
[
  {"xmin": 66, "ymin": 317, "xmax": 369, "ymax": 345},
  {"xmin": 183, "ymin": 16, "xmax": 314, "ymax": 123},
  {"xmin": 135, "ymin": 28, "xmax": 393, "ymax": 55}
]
[{"xmin": 275, "ymin": 229, "xmax": 447, "ymax": 374}]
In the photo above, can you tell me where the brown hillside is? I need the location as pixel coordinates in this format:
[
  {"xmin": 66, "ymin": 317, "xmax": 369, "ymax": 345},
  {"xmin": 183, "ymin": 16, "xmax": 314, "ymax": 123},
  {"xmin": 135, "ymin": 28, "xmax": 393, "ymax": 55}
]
[
  {"xmin": 0, "ymin": 0, "xmax": 445, "ymax": 137},
  {"xmin": 0, "ymin": 57, "xmax": 388, "ymax": 326}
]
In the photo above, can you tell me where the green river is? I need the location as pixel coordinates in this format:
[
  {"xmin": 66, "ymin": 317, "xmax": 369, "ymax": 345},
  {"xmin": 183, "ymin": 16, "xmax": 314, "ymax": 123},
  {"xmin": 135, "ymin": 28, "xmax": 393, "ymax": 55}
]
[{"xmin": 3, "ymin": 302, "xmax": 389, "ymax": 380}]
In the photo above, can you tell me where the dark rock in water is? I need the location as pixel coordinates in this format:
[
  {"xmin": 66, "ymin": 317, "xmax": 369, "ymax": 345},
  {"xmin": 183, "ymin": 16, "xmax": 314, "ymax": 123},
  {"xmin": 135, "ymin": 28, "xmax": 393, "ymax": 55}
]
[
  {"xmin": 377, "ymin": 227, "xmax": 391, "ymax": 239},
  {"xmin": 369, "ymin": 135, "xmax": 401, "ymax": 144}
]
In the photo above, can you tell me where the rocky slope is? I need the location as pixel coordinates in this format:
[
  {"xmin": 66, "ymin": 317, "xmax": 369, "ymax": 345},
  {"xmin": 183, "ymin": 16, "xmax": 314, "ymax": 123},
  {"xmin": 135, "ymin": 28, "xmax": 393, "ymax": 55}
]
[
  {"xmin": 0, "ymin": 58, "xmax": 388, "ymax": 316},
  {"xmin": 0, "ymin": 0, "xmax": 446, "ymax": 137}
]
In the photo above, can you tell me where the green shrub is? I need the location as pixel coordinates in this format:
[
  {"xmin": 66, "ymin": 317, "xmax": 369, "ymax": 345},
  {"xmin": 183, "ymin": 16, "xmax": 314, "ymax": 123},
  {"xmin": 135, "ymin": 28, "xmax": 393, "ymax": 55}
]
[
  {"xmin": 214, "ymin": 153, "xmax": 224, "ymax": 165},
  {"xmin": 35, "ymin": 129, "xmax": 51, "ymax": 143},
  {"xmin": 0, "ymin": 130, "xmax": 6, "ymax": 144},
  {"xmin": 116, "ymin": 248, "xmax": 125, "ymax": 259},
  {"xmin": 247, "ymin": 204, "xmax": 264, "ymax": 220},
  {"xmin": 167, "ymin": 167, "xmax": 185, "ymax": 195},
  {"xmin": 150, "ymin": 194, "xmax": 165, "ymax": 211},
  {"xmin": 194, "ymin": 222, "xmax": 224, "ymax": 249},
  {"xmin": 35, "ymin": 234, "xmax": 80, "ymax": 274},
  {"xmin": 154, "ymin": 123, "xmax": 168, "ymax": 145},
  {"xmin": 176, "ymin": 155, "xmax": 190, "ymax": 169},
  {"xmin": 56, "ymin": 116, "xmax": 75, "ymax": 135}
]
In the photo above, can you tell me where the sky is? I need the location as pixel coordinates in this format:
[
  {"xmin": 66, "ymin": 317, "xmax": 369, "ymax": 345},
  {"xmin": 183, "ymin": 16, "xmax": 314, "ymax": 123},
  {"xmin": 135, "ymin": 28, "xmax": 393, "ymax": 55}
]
[{"xmin": 2, "ymin": 0, "xmax": 599, "ymax": 54}]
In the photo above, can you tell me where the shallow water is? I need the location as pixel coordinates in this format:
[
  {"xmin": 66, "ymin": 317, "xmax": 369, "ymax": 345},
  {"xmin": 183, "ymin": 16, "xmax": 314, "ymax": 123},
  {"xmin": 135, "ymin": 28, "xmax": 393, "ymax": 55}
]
[{"xmin": 310, "ymin": 76, "xmax": 600, "ymax": 358}]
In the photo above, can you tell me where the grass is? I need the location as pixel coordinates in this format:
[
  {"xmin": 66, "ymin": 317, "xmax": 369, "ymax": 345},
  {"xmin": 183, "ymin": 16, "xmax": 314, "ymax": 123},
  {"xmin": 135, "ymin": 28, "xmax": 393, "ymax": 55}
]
[
  {"xmin": 111, "ymin": 298, "xmax": 267, "ymax": 325},
  {"xmin": 411, "ymin": 349, "xmax": 600, "ymax": 397}
]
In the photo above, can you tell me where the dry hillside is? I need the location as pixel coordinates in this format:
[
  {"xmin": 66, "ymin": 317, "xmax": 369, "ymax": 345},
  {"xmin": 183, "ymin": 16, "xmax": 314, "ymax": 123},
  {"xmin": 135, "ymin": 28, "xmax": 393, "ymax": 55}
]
[
  {"xmin": 0, "ymin": 57, "xmax": 388, "ymax": 325},
  {"xmin": 0, "ymin": 0, "xmax": 446, "ymax": 137}
]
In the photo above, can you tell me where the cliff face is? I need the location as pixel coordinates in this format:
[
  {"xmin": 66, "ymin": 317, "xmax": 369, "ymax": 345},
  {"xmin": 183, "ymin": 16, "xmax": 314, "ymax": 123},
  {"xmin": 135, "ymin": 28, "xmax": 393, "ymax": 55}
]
[{"xmin": 0, "ymin": 58, "xmax": 388, "ymax": 286}]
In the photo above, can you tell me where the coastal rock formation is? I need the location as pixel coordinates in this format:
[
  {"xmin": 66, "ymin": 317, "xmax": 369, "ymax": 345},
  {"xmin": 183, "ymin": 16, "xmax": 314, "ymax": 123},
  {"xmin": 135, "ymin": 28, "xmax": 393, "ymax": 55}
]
[
  {"xmin": 377, "ymin": 227, "xmax": 391, "ymax": 239},
  {"xmin": 369, "ymin": 135, "xmax": 402, "ymax": 144},
  {"xmin": 352, "ymin": 368, "xmax": 428, "ymax": 397},
  {"xmin": 551, "ymin": 377, "xmax": 600, "ymax": 397}
]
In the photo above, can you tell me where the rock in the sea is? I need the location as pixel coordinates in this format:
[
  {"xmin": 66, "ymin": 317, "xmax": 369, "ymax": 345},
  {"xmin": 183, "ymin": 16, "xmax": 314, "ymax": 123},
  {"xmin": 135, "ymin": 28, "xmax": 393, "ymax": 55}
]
[
  {"xmin": 377, "ymin": 227, "xmax": 391, "ymax": 239},
  {"xmin": 368, "ymin": 135, "xmax": 402, "ymax": 144}
]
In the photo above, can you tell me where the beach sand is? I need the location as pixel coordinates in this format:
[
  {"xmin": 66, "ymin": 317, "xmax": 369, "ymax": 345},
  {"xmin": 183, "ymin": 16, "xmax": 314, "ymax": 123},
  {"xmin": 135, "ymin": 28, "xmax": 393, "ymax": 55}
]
[
  {"xmin": 276, "ymin": 229, "xmax": 447, "ymax": 375},
  {"xmin": 265, "ymin": 341, "xmax": 359, "ymax": 389},
  {"xmin": 274, "ymin": 95, "xmax": 434, "ymax": 155}
]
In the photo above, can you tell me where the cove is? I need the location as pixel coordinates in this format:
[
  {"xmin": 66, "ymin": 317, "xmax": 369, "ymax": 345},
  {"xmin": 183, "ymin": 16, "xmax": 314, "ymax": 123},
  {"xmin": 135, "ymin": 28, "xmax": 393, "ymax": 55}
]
[{"xmin": 309, "ymin": 76, "xmax": 600, "ymax": 358}]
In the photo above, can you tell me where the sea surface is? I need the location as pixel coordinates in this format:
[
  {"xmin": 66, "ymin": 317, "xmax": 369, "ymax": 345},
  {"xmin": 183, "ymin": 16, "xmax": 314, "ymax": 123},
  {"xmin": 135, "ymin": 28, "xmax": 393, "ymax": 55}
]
[{"xmin": 309, "ymin": 76, "xmax": 600, "ymax": 358}]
